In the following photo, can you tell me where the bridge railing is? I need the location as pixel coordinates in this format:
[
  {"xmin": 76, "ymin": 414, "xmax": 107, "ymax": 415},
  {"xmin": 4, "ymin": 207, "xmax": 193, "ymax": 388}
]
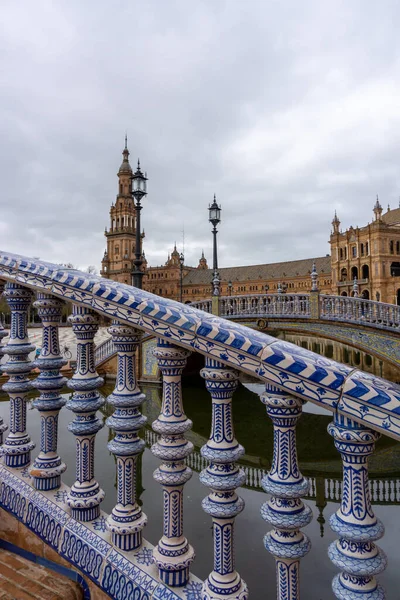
[
  {"xmin": 320, "ymin": 294, "xmax": 400, "ymax": 329},
  {"xmin": 94, "ymin": 336, "xmax": 115, "ymax": 365},
  {"xmin": 191, "ymin": 292, "xmax": 400, "ymax": 332},
  {"xmin": 219, "ymin": 293, "xmax": 311, "ymax": 317},
  {"xmin": 0, "ymin": 251, "xmax": 397, "ymax": 600}
]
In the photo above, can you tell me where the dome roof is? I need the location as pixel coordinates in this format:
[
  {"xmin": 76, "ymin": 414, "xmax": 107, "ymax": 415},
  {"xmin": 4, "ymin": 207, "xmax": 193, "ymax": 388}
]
[{"xmin": 119, "ymin": 147, "xmax": 132, "ymax": 174}]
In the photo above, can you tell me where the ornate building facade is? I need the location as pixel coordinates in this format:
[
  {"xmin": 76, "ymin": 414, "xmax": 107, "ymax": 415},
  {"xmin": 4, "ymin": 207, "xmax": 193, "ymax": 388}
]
[
  {"xmin": 100, "ymin": 143, "xmax": 400, "ymax": 305},
  {"xmin": 330, "ymin": 198, "xmax": 400, "ymax": 303},
  {"xmin": 100, "ymin": 139, "xmax": 145, "ymax": 284}
]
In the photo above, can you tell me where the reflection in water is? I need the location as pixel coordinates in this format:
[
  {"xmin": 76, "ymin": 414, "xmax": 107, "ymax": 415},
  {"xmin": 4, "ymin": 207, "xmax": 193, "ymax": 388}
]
[
  {"xmin": 100, "ymin": 378, "xmax": 400, "ymax": 545},
  {"xmin": 0, "ymin": 359, "xmax": 399, "ymax": 597},
  {"xmin": 275, "ymin": 330, "xmax": 400, "ymax": 382}
]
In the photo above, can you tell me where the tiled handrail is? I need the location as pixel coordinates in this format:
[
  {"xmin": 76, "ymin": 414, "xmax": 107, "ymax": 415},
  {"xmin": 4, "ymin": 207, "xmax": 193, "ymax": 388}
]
[{"xmin": 0, "ymin": 251, "xmax": 398, "ymax": 440}]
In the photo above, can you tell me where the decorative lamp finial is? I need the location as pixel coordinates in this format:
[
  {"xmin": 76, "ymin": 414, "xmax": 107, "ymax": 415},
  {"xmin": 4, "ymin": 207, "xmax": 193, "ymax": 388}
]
[
  {"xmin": 124, "ymin": 133, "xmax": 128, "ymax": 149},
  {"xmin": 311, "ymin": 261, "xmax": 319, "ymax": 292}
]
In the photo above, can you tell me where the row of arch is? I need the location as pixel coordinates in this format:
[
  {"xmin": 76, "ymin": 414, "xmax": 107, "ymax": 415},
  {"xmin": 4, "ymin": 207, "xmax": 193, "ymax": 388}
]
[
  {"xmin": 340, "ymin": 265, "xmax": 369, "ymax": 281},
  {"xmin": 111, "ymin": 215, "xmax": 135, "ymax": 230}
]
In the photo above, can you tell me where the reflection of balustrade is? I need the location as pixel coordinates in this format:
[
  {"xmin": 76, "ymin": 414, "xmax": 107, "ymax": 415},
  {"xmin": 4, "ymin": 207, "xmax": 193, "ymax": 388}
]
[{"xmin": 1, "ymin": 252, "xmax": 400, "ymax": 599}]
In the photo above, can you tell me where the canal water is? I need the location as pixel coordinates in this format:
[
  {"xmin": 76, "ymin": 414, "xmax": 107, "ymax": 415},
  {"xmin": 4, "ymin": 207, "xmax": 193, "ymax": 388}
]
[{"xmin": 0, "ymin": 333, "xmax": 399, "ymax": 599}]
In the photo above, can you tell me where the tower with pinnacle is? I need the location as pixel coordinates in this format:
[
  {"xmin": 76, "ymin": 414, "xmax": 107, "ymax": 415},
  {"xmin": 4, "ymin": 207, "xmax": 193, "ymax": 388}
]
[{"xmin": 100, "ymin": 138, "xmax": 145, "ymax": 283}]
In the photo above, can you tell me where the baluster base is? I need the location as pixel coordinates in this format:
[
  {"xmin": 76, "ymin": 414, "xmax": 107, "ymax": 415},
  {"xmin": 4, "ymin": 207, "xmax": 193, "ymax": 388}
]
[
  {"xmin": 33, "ymin": 474, "xmax": 62, "ymax": 491},
  {"xmin": 67, "ymin": 485, "xmax": 105, "ymax": 522},
  {"xmin": 153, "ymin": 544, "xmax": 195, "ymax": 588},
  {"xmin": 71, "ymin": 505, "xmax": 101, "ymax": 522},
  {"xmin": 107, "ymin": 510, "xmax": 148, "ymax": 552},
  {"xmin": 202, "ymin": 575, "xmax": 248, "ymax": 600},
  {"xmin": 112, "ymin": 531, "xmax": 142, "ymax": 552},
  {"xmin": 3, "ymin": 441, "xmax": 35, "ymax": 468},
  {"xmin": 30, "ymin": 459, "xmax": 67, "ymax": 491}
]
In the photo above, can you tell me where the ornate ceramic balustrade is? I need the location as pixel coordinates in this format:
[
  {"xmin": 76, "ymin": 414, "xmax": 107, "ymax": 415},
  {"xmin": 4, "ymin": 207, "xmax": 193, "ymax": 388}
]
[
  {"xmin": 190, "ymin": 293, "xmax": 400, "ymax": 333},
  {"xmin": 0, "ymin": 251, "xmax": 399, "ymax": 600}
]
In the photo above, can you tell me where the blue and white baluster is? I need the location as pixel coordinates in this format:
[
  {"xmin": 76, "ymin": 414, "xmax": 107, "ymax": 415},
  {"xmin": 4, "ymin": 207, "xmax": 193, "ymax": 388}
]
[
  {"xmin": 328, "ymin": 415, "xmax": 387, "ymax": 599},
  {"xmin": 1, "ymin": 283, "xmax": 35, "ymax": 467},
  {"xmin": 29, "ymin": 294, "xmax": 67, "ymax": 490},
  {"xmin": 0, "ymin": 281, "xmax": 8, "ymax": 444},
  {"xmin": 151, "ymin": 339, "xmax": 195, "ymax": 587},
  {"xmin": 200, "ymin": 359, "xmax": 248, "ymax": 600},
  {"xmin": 106, "ymin": 322, "xmax": 147, "ymax": 550},
  {"xmin": 66, "ymin": 306, "xmax": 105, "ymax": 522},
  {"xmin": 260, "ymin": 384, "xmax": 312, "ymax": 600}
]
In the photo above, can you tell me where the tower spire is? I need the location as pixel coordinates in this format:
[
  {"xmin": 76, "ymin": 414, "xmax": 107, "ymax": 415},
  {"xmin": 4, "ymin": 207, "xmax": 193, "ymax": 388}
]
[{"xmin": 124, "ymin": 133, "xmax": 128, "ymax": 149}]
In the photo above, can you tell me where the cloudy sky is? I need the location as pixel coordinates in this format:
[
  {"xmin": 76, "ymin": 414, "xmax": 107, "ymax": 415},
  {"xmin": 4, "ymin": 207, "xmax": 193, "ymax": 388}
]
[{"xmin": 1, "ymin": 1, "xmax": 400, "ymax": 271}]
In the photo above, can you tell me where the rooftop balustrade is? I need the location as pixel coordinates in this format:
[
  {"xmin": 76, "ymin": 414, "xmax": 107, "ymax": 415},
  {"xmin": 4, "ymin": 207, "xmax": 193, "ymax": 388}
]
[{"xmin": 0, "ymin": 251, "xmax": 398, "ymax": 599}]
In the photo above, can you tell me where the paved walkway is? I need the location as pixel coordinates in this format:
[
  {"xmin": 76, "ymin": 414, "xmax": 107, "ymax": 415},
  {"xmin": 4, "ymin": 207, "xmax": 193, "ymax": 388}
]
[{"xmin": 0, "ymin": 548, "xmax": 83, "ymax": 599}]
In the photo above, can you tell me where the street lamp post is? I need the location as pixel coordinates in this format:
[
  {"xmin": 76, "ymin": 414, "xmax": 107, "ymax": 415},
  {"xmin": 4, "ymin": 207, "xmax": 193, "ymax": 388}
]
[
  {"xmin": 208, "ymin": 194, "xmax": 221, "ymax": 297},
  {"xmin": 228, "ymin": 280, "xmax": 233, "ymax": 296},
  {"xmin": 131, "ymin": 161, "xmax": 148, "ymax": 289},
  {"xmin": 179, "ymin": 253, "xmax": 184, "ymax": 303}
]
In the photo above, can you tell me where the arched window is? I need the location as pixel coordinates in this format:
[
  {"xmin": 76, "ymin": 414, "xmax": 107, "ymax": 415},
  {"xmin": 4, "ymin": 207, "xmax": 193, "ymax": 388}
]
[
  {"xmin": 340, "ymin": 268, "xmax": 347, "ymax": 281},
  {"xmin": 362, "ymin": 264, "xmax": 369, "ymax": 279},
  {"xmin": 376, "ymin": 291, "xmax": 380, "ymax": 301},
  {"xmin": 351, "ymin": 266, "xmax": 358, "ymax": 280},
  {"xmin": 339, "ymin": 248, "xmax": 343, "ymax": 259},
  {"xmin": 360, "ymin": 243, "xmax": 364, "ymax": 256},
  {"xmin": 390, "ymin": 240, "xmax": 394, "ymax": 254}
]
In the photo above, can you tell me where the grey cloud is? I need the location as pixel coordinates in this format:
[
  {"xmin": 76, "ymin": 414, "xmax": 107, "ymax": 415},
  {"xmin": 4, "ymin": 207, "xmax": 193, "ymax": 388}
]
[{"xmin": 1, "ymin": 1, "xmax": 400, "ymax": 270}]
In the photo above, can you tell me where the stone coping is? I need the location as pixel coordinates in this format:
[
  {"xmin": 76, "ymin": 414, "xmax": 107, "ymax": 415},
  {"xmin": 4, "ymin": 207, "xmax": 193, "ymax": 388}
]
[
  {"xmin": 0, "ymin": 463, "xmax": 202, "ymax": 600},
  {"xmin": 0, "ymin": 250, "xmax": 399, "ymax": 441}
]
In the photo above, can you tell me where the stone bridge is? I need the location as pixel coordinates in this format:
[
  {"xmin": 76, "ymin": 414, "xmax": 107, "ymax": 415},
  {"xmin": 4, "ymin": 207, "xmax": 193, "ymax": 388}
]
[
  {"xmin": 190, "ymin": 292, "xmax": 400, "ymax": 369},
  {"xmin": 0, "ymin": 251, "xmax": 399, "ymax": 599}
]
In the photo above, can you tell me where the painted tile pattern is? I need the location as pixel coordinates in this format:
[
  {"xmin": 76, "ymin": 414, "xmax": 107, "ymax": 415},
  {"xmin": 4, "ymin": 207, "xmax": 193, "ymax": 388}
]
[
  {"xmin": 0, "ymin": 462, "xmax": 202, "ymax": 598},
  {"xmin": 0, "ymin": 251, "xmax": 399, "ymax": 440}
]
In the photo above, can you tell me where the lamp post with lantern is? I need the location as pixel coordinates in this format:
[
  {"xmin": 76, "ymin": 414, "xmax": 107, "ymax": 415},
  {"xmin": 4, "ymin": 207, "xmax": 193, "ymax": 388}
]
[
  {"xmin": 179, "ymin": 253, "xmax": 184, "ymax": 303},
  {"xmin": 208, "ymin": 194, "xmax": 221, "ymax": 297},
  {"xmin": 131, "ymin": 160, "xmax": 148, "ymax": 289}
]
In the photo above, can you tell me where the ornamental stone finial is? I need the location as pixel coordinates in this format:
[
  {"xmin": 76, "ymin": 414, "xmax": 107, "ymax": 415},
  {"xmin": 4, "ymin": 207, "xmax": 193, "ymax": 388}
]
[
  {"xmin": 311, "ymin": 261, "xmax": 319, "ymax": 292},
  {"xmin": 352, "ymin": 276, "xmax": 359, "ymax": 298}
]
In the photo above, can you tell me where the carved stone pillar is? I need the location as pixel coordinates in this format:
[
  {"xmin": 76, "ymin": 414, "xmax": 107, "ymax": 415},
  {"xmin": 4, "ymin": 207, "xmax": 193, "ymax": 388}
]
[
  {"xmin": 0, "ymin": 281, "xmax": 8, "ymax": 444},
  {"xmin": 1, "ymin": 283, "xmax": 35, "ymax": 467},
  {"xmin": 200, "ymin": 359, "xmax": 248, "ymax": 600},
  {"xmin": 29, "ymin": 294, "xmax": 67, "ymax": 490},
  {"xmin": 151, "ymin": 339, "xmax": 195, "ymax": 587},
  {"xmin": 328, "ymin": 415, "xmax": 387, "ymax": 599},
  {"xmin": 260, "ymin": 384, "xmax": 312, "ymax": 600},
  {"xmin": 106, "ymin": 322, "xmax": 147, "ymax": 551},
  {"xmin": 66, "ymin": 306, "xmax": 105, "ymax": 522}
]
